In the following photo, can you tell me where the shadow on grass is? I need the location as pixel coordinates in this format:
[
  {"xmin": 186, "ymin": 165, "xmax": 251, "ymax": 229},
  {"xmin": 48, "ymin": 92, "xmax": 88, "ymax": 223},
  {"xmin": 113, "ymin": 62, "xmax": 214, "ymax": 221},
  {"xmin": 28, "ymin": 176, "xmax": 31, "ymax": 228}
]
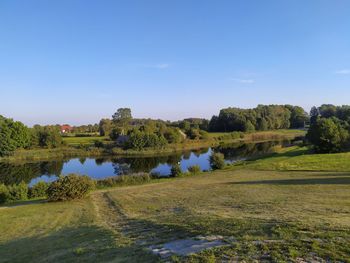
[
  {"xmin": 228, "ymin": 176, "xmax": 350, "ymax": 186},
  {"xmin": 0, "ymin": 199, "xmax": 47, "ymax": 209},
  {"xmin": 0, "ymin": 225, "xmax": 159, "ymax": 263}
]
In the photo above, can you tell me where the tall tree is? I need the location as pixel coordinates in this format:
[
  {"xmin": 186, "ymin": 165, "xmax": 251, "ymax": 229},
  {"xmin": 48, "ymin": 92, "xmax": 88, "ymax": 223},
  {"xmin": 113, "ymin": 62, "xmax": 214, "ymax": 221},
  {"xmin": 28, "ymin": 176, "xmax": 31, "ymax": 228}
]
[
  {"xmin": 99, "ymin": 119, "xmax": 112, "ymax": 136},
  {"xmin": 112, "ymin": 108, "xmax": 132, "ymax": 135}
]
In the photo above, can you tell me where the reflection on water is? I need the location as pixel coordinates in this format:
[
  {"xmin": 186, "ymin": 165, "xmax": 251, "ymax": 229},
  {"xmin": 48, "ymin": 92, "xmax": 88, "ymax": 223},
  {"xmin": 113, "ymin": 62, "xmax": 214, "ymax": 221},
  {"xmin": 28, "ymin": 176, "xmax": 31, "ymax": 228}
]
[{"xmin": 0, "ymin": 140, "xmax": 292, "ymax": 186}]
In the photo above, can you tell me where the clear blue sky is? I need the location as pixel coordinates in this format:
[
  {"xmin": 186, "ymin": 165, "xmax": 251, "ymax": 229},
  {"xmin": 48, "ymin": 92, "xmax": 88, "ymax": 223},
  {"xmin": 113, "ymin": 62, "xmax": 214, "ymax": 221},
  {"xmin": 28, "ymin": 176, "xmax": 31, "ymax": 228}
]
[{"xmin": 1, "ymin": 0, "xmax": 350, "ymax": 125}]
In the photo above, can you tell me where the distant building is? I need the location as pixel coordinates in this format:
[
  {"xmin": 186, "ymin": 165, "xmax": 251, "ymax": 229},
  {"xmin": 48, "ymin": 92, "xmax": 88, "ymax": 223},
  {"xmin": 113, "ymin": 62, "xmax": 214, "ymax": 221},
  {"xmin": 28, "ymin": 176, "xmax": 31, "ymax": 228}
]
[{"xmin": 60, "ymin": 124, "xmax": 72, "ymax": 133}]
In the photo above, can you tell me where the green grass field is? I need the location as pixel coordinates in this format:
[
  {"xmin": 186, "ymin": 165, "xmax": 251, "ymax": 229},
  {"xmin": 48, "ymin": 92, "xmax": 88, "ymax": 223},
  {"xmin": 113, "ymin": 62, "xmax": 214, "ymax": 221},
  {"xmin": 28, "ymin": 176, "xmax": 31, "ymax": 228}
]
[
  {"xmin": 62, "ymin": 136, "xmax": 110, "ymax": 146},
  {"xmin": 245, "ymin": 146, "xmax": 350, "ymax": 172},
  {"xmin": 1, "ymin": 145, "xmax": 350, "ymax": 262}
]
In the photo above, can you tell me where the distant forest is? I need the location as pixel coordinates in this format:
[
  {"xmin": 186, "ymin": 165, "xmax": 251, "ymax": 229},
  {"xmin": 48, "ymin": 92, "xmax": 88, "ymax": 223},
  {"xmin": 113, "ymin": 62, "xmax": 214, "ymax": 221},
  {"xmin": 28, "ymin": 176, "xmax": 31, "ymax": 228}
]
[
  {"xmin": 208, "ymin": 105, "xmax": 308, "ymax": 132},
  {"xmin": 3, "ymin": 104, "xmax": 350, "ymax": 156}
]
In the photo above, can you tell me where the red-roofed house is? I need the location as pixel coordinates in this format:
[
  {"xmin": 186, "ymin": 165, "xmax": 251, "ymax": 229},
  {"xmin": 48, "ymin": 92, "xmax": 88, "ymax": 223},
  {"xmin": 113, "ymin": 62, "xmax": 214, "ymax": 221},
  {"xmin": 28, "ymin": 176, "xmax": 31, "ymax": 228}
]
[{"xmin": 60, "ymin": 124, "xmax": 72, "ymax": 133}]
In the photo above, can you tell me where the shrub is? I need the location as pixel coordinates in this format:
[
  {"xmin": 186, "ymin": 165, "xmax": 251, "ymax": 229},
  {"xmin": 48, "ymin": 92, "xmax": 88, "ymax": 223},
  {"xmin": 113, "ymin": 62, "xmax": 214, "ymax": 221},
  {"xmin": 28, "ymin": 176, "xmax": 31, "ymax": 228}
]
[
  {"xmin": 170, "ymin": 164, "xmax": 182, "ymax": 177},
  {"xmin": 199, "ymin": 130, "xmax": 209, "ymax": 140},
  {"xmin": 187, "ymin": 165, "xmax": 201, "ymax": 174},
  {"xmin": 33, "ymin": 126, "xmax": 62, "ymax": 148},
  {"xmin": 127, "ymin": 131, "xmax": 168, "ymax": 150},
  {"xmin": 0, "ymin": 184, "xmax": 10, "ymax": 204},
  {"xmin": 94, "ymin": 140, "xmax": 104, "ymax": 148},
  {"xmin": 209, "ymin": 152, "xmax": 226, "ymax": 170},
  {"xmin": 217, "ymin": 132, "xmax": 243, "ymax": 141},
  {"xmin": 7, "ymin": 181, "xmax": 28, "ymax": 201},
  {"xmin": 186, "ymin": 128, "xmax": 201, "ymax": 140},
  {"xmin": 29, "ymin": 181, "xmax": 49, "ymax": 198},
  {"xmin": 163, "ymin": 128, "xmax": 183, "ymax": 143},
  {"xmin": 47, "ymin": 174, "xmax": 95, "ymax": 202}
]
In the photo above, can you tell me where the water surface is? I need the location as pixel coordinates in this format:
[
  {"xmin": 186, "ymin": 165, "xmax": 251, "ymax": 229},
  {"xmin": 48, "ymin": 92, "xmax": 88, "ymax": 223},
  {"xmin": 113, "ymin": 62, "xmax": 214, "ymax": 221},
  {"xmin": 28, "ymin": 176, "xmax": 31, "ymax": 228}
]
[{"xmin": 0, "ymin": 140, "xmax": 293, "ymax": 186}]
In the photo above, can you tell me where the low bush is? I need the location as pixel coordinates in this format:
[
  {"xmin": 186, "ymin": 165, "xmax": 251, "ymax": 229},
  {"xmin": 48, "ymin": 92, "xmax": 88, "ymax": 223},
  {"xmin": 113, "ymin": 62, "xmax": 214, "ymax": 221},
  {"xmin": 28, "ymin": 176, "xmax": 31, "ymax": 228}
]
[
  {"xmin": 94, "ymin": 140, "xmax": 104, "ymax": 148},
  {"xmin": 97, "ymin": 173, "xmax": 151, "ymax": 188},
  {"xmin": 209, "ymin": 152, "xmax": 226, "ymax": 170},
  {"xmin": 47, "ymin": 174, "xmax": 95, "ymax": 202},
  {"xmin": 7, "ymin": 181, "xmax": 28, "ymax": 202},
  {"xmin": 170, "ymin": 164, "xmax": 182, "ymax": 177},
  {"xmin": 29, "ymin": 181, "xmax": 49, "ymax": 198},
  {"xmin": 217, "ymin": 132, "xmax": 243, "ymax": 141},
  {"xmin": 0, "ymin": 184, "xmax": 10, "ymax": 204},
  {"xmin": 187, "ymin": 165, "xmax": 201, "ymax": 174}
]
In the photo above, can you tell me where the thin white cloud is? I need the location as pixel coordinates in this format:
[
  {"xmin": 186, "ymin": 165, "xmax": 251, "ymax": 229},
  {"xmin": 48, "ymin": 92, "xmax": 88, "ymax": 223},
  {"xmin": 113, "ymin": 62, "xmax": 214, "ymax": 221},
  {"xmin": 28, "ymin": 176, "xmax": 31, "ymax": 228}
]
[
  {"xmin": 231, "ymin": 78, "xmax": 255, "ymax": 84},
  {"xmin": 335, "ymin": 69, "xmax": 350, "ymax": 75}
]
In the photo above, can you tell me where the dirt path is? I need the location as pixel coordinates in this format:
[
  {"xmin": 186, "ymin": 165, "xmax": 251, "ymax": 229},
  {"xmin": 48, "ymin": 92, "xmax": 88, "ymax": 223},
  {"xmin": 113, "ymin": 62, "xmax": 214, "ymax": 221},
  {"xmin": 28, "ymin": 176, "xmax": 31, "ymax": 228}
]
[
  {"xmin": 90, "ymin": 191, "xmax": 229, "ymax": 260},
  {"xmin": 91, "ymin": 191, "xmax": 182, "ymax": 247}
]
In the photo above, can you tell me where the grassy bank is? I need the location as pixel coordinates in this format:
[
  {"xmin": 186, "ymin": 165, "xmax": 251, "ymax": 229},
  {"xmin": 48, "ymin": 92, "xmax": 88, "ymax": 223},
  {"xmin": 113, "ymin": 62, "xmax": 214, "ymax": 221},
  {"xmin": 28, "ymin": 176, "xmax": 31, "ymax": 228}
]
[
  {"xmin": 0, "ymin": 129, "xmax": 305, "ymax": 162},
  {"xmin": 243, "ymin": 146, "xmax": 350, "ymax": 172},
  {"xmin": 0, "ymin": 147, "xmax": 104, "ymax": 163},
  {"xmin": 1, "ymin": 147, "xmax": 350, "ymax": 262}
]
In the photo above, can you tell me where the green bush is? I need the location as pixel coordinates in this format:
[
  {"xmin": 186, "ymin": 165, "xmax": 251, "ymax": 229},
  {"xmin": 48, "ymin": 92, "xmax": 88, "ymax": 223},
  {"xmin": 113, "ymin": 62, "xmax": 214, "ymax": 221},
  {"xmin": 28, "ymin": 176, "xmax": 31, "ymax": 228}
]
[
  {"xmin": 29, "ymin": 181, "xmax": 49, "ymax": 198},
  {"xmin": 47, "ymin": 174, "xmax": 95, "ymax": 202},
  {"xmin": 209, "ymin": 152, "xmax": 226, "ymax": 170},
  {"xmin": 7, "ymin": 181, "xmax": 28, "ymax": 202},
  {"xmin": 217, "ymin": 131, "xmax": 243, "ymax": 141},
  {"xmin": 0, "ymin": 184, "xmax": 10, "ymax": 204},
  {"xmin": 187, "ymin": 165, "xmax": 201, "ymax": 174},
  {"xmin": 94, "ymin": 140, "xmax": 104, "ymax": 148},
  {"xmin": 127, "ymin": 131, "xmax": 168, "ymax": 150},
  {"xmin": 170, "ymin": 164, "xmax": 182, "ymax": 177},
  {"xmin": 307, "ymin": 117, "xmax": 349, "ymax": 153}
]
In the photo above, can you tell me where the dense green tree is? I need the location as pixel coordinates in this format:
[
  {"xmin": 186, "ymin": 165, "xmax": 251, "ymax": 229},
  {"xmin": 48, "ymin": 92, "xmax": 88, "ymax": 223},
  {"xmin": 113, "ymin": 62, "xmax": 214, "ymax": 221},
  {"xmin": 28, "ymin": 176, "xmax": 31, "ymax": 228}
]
[
  {"xmin": 99, "ymin": 119, "xmax": 113, "ymax": 136},
  {"xmin": 310, "ymin": 106, "xmax": 319, "ymax": 125},
  {"xmin": 179, "ymin": 120, "xmax": 191, "ymax": 132},
  {"xmin": 244, "ymin": 120, "xmax": 255, "ymax": 132},
  {"xmin": 112, "ymin": 108, "xmax": 132, "ymax": 135},
  {"xmin": 126, "ymin": 131, "xmax": 167, "ymax": 150},
  {"xmin": 33, "ymin": 126, "xmax": 62, "ymax": 148},
  {"xmin": 257, "ymin": 118, "xmax": 268, "ymax": 131},
  {"xmin": 209, "ymin": 105, "xmax": 295, "ymax": 132},
  {"xmin": 186, "ymin": 128, "xmax": 201, "ymax": 140},
  {"xmin": 109, "ymin": 127, "xmax": 123, "ymax": 140},
  {"xmin": 0, "ymin": 116, "xmax": 31, "ymax": 156},
  {"xmin": 286, "ymin": 105, "xmax": 308, "ymax": 128},
  {"xmin": 163, "ymin": 128, "xmax": 183, "ymax": 143},
  {"xmin": 307, "ymin": 117, "xmax": 349, "ymax": 153},
  {"xmin": 318, "ymin": 104, "xmax": 337, "ymax": 118}
]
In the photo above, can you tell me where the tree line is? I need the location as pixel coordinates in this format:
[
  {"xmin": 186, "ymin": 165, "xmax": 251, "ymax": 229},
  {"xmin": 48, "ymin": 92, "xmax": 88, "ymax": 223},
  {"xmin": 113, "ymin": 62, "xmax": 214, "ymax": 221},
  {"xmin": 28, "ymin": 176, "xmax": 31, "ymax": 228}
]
[
  {"xmin": 5, "ymin": 104, "xmax": 350, "ymax": 156},
  {"xmin": 0, "ymin": 116, "xmax": 63, "ymax": 157},
  {"xmin": 208, "ymin": 105, "xmax": 308, "ymax": 132}
]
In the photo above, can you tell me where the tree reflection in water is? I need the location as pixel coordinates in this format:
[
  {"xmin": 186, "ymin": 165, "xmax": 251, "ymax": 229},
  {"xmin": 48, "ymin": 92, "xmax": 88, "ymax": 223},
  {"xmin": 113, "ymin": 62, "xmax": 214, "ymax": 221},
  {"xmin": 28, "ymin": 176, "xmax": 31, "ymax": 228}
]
[{"xmin": 0, "ymin": 140, "xmax": 291, "ymax": 185}]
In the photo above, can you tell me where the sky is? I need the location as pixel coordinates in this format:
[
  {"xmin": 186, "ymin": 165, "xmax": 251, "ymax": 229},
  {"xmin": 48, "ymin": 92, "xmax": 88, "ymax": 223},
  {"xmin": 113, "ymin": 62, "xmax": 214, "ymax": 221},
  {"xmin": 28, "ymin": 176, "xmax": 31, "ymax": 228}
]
[{"xmin": 0, "ymin": 0, "xmax": 350, "ymax": 126}]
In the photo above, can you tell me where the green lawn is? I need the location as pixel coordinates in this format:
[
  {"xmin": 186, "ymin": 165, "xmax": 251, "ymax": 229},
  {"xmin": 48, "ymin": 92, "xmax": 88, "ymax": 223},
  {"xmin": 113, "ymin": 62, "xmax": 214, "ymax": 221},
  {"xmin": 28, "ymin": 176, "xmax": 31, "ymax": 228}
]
[
  {"xmin": 1, "ymin": 147, "xmax": 350, "ymax": 262},
  {"xmin": 245, "ymin": 146, "xmax": 350, "ymax": 172},
  {"xmin": 62, "ymin": 136, "xmax": 110, "ymax": 146}
]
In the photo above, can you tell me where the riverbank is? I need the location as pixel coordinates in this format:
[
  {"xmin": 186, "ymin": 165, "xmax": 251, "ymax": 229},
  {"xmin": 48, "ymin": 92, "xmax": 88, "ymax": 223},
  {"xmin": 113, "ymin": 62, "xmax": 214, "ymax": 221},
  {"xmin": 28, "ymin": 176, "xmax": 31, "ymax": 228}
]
[
  {"xmin": 1, "ymin": 147, "xmax": 349, "ymax": 262},
  {"xmin": 0, "ymin": 129, "xmax": 305, "ymax": 163}
]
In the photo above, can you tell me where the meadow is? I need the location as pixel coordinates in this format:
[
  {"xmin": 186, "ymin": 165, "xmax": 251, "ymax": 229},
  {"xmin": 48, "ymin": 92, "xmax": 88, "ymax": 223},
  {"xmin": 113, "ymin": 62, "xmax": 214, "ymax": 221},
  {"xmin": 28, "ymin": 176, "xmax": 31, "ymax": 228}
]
[{"xmin": 1, "ymin": 146, "xmax": 349, "ymax": 262}]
